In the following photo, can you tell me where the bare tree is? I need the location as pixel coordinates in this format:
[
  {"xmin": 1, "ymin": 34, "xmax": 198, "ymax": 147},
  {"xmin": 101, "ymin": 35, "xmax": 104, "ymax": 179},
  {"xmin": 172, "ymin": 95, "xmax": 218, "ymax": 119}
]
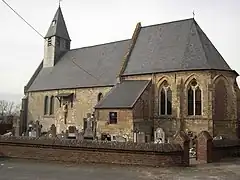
[{"xmin": 0, "ymin": 100, "xmax": 21, "ymax": 116}]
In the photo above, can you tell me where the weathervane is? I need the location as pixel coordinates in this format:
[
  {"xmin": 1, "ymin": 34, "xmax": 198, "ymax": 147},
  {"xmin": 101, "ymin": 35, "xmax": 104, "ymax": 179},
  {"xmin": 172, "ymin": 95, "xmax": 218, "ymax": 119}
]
[
  {"xmin": 59, "ymin": 0, "xmax": 62, "ymax": 7},
  {"xmin": 192, "ymin": 10, "xmax": 195, "ymax": 19}
]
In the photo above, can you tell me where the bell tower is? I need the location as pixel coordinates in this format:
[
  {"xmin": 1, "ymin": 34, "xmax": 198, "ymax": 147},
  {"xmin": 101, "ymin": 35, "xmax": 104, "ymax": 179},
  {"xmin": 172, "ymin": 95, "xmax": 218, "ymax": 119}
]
[{"xmin": 43, "ymin": 6, "xmax": 71, "ymax": 68}]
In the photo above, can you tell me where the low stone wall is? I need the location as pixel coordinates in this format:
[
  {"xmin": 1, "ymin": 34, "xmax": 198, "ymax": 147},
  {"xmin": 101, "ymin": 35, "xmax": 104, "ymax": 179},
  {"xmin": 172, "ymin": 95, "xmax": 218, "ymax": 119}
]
[
  {"xmin": 0, "ymin": 134, "xmax": 189, "ymax": 167},
  {"xmin": 196, "ymin": 131, "xmax": 240, "ymax": 163}
]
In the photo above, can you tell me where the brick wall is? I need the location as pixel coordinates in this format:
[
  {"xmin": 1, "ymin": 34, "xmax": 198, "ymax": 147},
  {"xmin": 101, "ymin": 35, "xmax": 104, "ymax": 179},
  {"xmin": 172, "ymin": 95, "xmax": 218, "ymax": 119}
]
[
  {"xmin": 0, "ymin": 136, "xmax": 188, "ymax": 167},
  {"xmin": 196, "ymin": 131, "xmax": 240, "ymax": 163}
]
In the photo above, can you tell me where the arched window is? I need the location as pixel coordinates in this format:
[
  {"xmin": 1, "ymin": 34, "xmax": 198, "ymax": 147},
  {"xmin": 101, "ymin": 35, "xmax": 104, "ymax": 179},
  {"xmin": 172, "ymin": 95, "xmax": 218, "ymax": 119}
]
[
  {"xmin": 49, "ymin": 96, "xmax": 55, "ymax": 115},
  {"xmin": 44, "ymin": 96, "xmax": 49, "ymax": 115},
  {"xmin": 159, "ymin": 81, "xmax": 172, "ymax": 115},
  {"xmin": 187, "ymin": 79, "xmax": 202, "ymax": 116},
  {"xmin": 97, "ymin": 92, "xmax": 103, "ymax": 102}
]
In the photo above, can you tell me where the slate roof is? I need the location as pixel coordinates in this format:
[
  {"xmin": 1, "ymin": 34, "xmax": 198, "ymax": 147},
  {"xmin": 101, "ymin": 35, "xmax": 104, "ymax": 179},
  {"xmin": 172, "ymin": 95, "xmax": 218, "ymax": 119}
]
[
  {"xmin": 27, "ymin": 16, "xmax": 236, "ymax": 92},
  {"xmin": 95, "ymin": 80, "xmax": 150, "ymax": 109},
  {"xmin": 45, "ymin": 7, "xmax": 71, "ymax": 40},
  {"xmin": 123, "ymin": 18, "xmax": 232, "ymax": 75},
  {"xmin": 28, "ymin": 40, "xmax": 131, "ymax": 91}
]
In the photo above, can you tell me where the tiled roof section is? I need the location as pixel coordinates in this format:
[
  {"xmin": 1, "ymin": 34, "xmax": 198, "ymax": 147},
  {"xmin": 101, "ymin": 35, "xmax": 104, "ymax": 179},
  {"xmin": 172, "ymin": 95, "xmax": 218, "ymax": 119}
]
[
  {"xmin": 95, "ymin": 80, "xmax": 150, "ymax": 109},
  {"xmin": 27, "ymin": 40, "xmax": 131, "ymax": 91},
  {"xmin": 123, "ymin": 18, "xmax": 232, "ymax": 75},
  {"xmin": 45, "ymin": 7, "xmax": 71, "ymax": 40}
]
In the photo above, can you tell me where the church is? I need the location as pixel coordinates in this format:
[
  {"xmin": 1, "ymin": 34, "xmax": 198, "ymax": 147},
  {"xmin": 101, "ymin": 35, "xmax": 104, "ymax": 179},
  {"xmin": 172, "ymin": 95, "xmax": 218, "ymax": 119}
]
[{"xmin": 21, "ymin": 6, "xmax": 240, "ymax": 142}]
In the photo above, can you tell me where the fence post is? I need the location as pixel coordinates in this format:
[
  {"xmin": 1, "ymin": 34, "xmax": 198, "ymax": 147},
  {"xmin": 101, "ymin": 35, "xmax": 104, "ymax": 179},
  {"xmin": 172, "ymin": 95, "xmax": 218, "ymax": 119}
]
[
  {"xmin": 173, "ymin": 130, "xmax": 190, "ymax": 166},
  {"xmin": 196, "ymin": 131, "xmax": 213, "ymax": 163}
]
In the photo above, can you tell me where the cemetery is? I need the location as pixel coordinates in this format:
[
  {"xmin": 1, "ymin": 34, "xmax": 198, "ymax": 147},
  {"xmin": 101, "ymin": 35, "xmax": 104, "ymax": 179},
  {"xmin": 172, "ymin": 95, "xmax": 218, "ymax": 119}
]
[{"xmin": 0, "ymin": 114, "xmax": 240, "ymax": 167}]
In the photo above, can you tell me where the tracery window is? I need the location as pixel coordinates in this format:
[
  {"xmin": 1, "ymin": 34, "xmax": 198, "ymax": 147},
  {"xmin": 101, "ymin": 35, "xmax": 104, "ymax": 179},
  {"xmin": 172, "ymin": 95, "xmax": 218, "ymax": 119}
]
[
  {"xmin": 188, "ymin": 79, "xmax": 202, "ymax": 115},
  {"xmin": 159, "ymin": 81, "xmax": 172, "ymax": 115}
]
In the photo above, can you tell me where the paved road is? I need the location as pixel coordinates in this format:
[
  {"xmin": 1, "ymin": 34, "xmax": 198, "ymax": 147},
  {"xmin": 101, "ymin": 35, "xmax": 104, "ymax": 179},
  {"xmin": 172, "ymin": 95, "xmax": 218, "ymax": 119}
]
[{"xmin": 0, "ymin": 158, "xmax": 240, "ymax": 180}]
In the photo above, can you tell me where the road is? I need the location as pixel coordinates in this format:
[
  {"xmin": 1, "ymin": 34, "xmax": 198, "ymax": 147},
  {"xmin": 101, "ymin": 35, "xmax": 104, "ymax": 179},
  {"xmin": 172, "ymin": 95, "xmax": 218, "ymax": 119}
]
[{"xmin": 0, "ymin": 158, "xmax": 240, "ymax": 180}]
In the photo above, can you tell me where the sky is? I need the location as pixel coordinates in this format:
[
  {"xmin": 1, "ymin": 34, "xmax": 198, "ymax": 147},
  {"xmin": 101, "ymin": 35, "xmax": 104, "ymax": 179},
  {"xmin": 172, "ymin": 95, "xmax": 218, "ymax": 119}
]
[{"xmin": 0, "ymin": 0, "xmax": 240, "ymax": 96}]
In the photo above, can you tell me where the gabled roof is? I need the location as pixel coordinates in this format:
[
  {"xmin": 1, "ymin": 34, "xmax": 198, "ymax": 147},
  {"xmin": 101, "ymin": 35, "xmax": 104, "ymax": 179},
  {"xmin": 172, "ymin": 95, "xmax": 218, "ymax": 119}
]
[
  {"xmin": 27, "ymin": 40, "xmax": 131, "ymax": 92},
  {"xmin": 45, "ymin": 7, "xmax": 71, "ymax": 40},
  {"xmin": 27, "ymin": 17, "xmax": 236, "ymax": 92},
  {"xmin": 95, "ymin": 80, "xmax": 150, "ymax": 109},
  {"xmin": 123, "ymin": 18, "xmax": 232, "ymax": 75}
]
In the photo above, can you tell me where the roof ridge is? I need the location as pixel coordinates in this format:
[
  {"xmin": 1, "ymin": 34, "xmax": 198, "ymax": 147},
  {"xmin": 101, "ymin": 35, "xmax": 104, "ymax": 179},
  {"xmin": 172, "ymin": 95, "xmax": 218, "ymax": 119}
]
[
  {"xmin": 130, "ymin": 80, "xmax": 151, "ymax": 108},
  {"xmin": 24, "ymin": 60, "xmax": 43, "ymax": 94},
  {"xmin": 142, "ymin": 18, "xmax": 194, "ymax": 29},
  {"xmin": 69, "ymin": 39, "xmax": 131, "ymax": 51},
  {"xmin": 118, "ymin": 22, "xmax": 142, "ymax": 79},
  {"xmin": 193, "ymin": 20, "xmax": 211, "ymax": 69},
  {"xmin": 194, "ymin": 21, "xmax": 231, "ymax": 70},
  {"xmin": 181, "ymin": 19, "xmax": 195, "ymax": 69}
]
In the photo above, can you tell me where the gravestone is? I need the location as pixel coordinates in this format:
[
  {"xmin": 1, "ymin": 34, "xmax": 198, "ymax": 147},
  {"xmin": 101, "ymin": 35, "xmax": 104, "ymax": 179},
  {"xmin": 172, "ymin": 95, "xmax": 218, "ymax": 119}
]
[
  {"xmin": 137, "ymin": 132, "xmax": 146, "ymax": 143},
  {"xmin": 36, "ymin": 121, "xmax": 42, "ymax": 137},
  {"xmin": 83, "ymin": 115, "xmax": 94, "ymax": 139},
  {"xmin": 154, "ymin": 128, "xmax": 165, "ymax": 143},
  {"xmin": 50, "ymin": 124, "xmax": 57, "ymax": 137},
  {"xmin": 115, "ymin": 135, "xmax": 126, "ymax": 142},
  {"xmin": 68, "ymin": 126, "xmax": 76, "ymax": 139}
]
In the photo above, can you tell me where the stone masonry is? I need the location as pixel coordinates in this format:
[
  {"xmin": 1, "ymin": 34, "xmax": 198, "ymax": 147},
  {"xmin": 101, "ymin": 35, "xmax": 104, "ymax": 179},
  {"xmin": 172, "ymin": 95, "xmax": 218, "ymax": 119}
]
[
  {"xmin": 96, "ymin": 82, "xmax": 153, "ymax": 141},
  {"xmin": 27, "ymin": 87, "xmax": 111, "ymax": 133},
  {"xmin": 123, "ymin": 70, "xmax": 238, "ymax": 138},
  {"xmin": 28, "ymin": 71, "xmax": 237, "ymax": 139},
  {"xmin": 27, "ymin": 69, "xmax": 238, "ymax": 139}
]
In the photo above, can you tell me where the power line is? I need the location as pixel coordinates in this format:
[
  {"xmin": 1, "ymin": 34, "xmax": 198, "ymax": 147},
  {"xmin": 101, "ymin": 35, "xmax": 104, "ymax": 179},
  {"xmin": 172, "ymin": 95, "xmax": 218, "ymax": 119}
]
[
  {"xmin": 2, "ymin": 0, "xmax": 101, "ymax": 82},
  {"xmin": 72, "ymin": 58, "xmax": 99, "ymax": 81},
  {"xmin": 2, "ymin": 0, "xmax": 44, "ymax": 38}
]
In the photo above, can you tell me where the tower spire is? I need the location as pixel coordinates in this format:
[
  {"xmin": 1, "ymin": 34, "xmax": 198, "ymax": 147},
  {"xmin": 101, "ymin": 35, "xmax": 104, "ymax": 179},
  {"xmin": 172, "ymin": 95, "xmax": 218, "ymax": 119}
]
[
  {"xmin": 43, "ymin": 6, "xmax": 71, "ymax": 68},
  {"xmin": 45, "ymin": 6, "xmax": 70, "ymax": 40}
]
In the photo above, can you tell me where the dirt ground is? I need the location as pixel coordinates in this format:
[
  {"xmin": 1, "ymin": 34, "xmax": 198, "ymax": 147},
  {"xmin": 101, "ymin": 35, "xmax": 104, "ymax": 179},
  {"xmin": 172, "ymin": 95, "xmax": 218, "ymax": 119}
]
[{"xmin": 0, "ymin": 158, "xmax": 240, "ymax": 180}]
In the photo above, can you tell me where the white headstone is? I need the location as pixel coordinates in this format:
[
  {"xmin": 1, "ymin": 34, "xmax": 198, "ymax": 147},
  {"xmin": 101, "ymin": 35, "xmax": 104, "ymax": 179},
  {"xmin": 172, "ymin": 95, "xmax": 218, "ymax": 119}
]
[{"xmin": 154, "ymin": 128, "xmax": 165, "ymax": 143}]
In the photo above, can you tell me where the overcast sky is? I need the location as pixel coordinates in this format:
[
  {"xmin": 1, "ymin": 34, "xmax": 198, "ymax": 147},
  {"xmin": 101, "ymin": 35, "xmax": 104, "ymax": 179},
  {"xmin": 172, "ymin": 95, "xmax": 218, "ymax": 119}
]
[{"xmin": 0, "ymin": 0, "xmax": 239, "ymax": 95}]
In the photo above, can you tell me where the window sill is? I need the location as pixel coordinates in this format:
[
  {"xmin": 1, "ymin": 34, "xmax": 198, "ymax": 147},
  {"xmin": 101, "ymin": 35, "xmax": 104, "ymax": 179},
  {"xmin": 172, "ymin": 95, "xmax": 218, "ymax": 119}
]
[
  {"xmin": 157, "ymin": 115, "xmax": 175, "ymax": 118},
  {"xmin": 43, "ymin": 115, "xmax": 55, "ymax": 118},
  {"xmin": 185, "ymin": 115, "xmax": 203, "ymax": 119},
  {"xmin": 105, "ymin": 121, "xmax": 117, "ymax": 125}
]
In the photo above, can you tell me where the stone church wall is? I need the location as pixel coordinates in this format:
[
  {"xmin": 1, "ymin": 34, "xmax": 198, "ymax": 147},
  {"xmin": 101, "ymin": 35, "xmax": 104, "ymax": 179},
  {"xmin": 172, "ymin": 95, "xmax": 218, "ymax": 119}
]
[
  {"xmin": 132, "ymin": 82, "xmax": 153, "ymax": 140},
  {"xmin": 211, "ymin": 70, "xmax": 238, "ymax": 138},
  {"xmin": 97, "ymin": 109, "xmax": 133, "ymax": 140},
  {"xmin": 123, "ymin": 70, "xmax": 238, "ymax": 139},
  {"xmin": 96, "ymin": 81, "xmax": 153, "ymax": 141},
  {"xmin": 27, "ymin": 86, "xmax": 111, "ymax": 133}
]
